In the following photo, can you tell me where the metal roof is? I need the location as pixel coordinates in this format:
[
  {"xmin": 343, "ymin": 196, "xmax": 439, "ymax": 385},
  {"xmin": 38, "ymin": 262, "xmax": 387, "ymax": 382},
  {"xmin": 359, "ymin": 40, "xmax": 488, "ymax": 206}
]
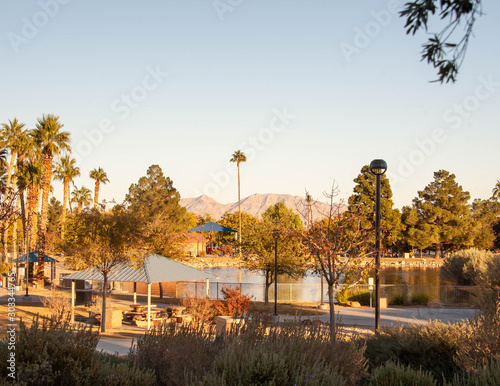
[
  {"xmin": 14, "ymin": 251, "xmax": 59, "ymax": 263},
  {"xmin": 188, "ymin": 221, "xmax": 237, "ymax": 233},
  {"xmin": 62, "ymin": 253, "xmax": 213, "ymax": 283}
]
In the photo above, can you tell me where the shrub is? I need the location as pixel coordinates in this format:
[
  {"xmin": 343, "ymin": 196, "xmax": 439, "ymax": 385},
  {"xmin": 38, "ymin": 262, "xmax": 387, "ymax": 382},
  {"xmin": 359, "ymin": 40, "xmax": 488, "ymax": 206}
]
[
  {"xmin": 369, "ymin": 361, "xmax": 437, "ymax": 385},
  {"xmin": 391, "ymin": 294, "xmax": 406, "ymax": 305},
  {"xmin": 364, "ymin": 321, "xmax": 462, "ymax": 382},
  {"xmin": 411, "ymin": 293, "xmax": 430, "ymax": 305},
  {"xmin": 181, "ymin": 292, "xmax": 217, "ymax": 326},
  {"xmin": 336, "ymin": 288, "xmax": 371, "ymax": 306},
  {"xmin": 449, "ymin": 359, "xmax": 500, "ymax": 386},
  {"xmin": 0, "ymin": 317, "xmax": 154, "ymax": 385},
  {"xmin": 41, "ymin": 289, "xmax": 72, "ymax": 326},
  {"xmin": 200, "ymin": 319, "xmax": 366, "ymax": 385},
  {"xmin": 131, "ymin": 323, "xmax": 222, "ymax": 385},
  {"xmin": 213, "ymin": 285, "xmax": 252, "ymax": 317},
  {"xmin": 336, "ymin": 288, "xmax": 352, "ymax": 304},
  {"xmin": 441, "ymin": 249, "xmax": 493, "ymax": 286},
  {"xmin": 455, "ymin": 297, "xmax": 500, "ymax": 371}
]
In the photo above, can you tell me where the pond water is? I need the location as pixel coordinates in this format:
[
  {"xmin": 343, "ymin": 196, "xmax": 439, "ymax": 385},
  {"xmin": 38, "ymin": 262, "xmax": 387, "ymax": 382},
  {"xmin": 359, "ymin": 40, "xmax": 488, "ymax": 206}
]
[{"xmin": 204, "ymin": 266, "xmax": 452, "ymax": 286}]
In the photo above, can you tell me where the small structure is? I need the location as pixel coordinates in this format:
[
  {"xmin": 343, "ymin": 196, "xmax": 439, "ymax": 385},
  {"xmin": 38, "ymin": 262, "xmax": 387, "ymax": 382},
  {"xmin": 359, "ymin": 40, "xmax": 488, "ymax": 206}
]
[
  {"xmin": 188, "ymin": 222, "xmax": 237, "ymax": 255},
  {"xmin": 183, "ymin": 233, "xmax": 208, "ymax": 256},
  {"xmin": 14, "ymin": 251, "xmax": 59, "ymax": 283},
  {"xmin": 63, "ymin": 253, "xmax": 214, "ymax": 330}
]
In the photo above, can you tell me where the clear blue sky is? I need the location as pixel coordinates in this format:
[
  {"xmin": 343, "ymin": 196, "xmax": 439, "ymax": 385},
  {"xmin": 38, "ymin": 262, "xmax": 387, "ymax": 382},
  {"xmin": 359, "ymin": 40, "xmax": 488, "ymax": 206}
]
[{"xmin": 1, "ymin": 1, "xmax": 499, "ymax": 210}]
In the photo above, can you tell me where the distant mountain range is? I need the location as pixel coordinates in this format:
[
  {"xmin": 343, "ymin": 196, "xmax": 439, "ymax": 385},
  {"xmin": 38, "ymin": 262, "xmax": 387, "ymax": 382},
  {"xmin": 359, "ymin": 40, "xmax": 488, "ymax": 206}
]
[{"xmin": 179, "ymin": 193, "xmax": 336, "ymax": 221}]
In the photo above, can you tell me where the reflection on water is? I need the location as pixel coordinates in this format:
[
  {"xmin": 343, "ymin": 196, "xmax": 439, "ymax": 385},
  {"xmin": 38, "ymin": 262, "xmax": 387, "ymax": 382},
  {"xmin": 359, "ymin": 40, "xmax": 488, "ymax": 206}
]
[{"xmin": 206, "ymin": 266, "xmax": 450, "ymax": 286}]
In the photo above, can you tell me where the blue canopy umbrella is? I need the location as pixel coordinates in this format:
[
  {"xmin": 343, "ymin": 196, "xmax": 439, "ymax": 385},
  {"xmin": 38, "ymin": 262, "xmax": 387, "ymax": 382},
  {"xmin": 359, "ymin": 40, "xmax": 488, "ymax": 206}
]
[
  {"xmin": 188, "ymin": 222, "xmax": 237, "ymax": 255},
  {"xmin": 13, "ymin": 251, "xmax": 59, "ymax": 263},
  {"xmin": 188, "ymin": 221, "xmax": 237, "ymax": 233}
]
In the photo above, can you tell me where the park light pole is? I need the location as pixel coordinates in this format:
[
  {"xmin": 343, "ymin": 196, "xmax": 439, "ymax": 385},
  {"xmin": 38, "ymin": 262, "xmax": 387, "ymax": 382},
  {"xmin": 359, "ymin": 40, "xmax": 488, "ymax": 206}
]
[
  {"xmin": 370, "ymin": 159, "xmax": 387, "ymax": 333},
  {"xmin": 273, "ymin": 230, "xmax": 280, "ymax": 316}
]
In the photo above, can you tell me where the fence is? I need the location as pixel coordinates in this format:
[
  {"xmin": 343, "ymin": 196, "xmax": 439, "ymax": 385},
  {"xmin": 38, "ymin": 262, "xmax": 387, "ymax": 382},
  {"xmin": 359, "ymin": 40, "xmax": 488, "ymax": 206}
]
[
  {"xmin": 55, "ymin": 279, "xmax": 474, "ymax": 305},
  {"xmin": 176, "ymin": 281, "xmax": 474, "ymax": 305}
]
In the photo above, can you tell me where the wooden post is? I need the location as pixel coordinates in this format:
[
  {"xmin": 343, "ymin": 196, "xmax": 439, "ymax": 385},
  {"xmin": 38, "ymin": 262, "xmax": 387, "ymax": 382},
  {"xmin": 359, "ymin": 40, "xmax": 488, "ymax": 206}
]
[
  {"xmin": 133, "ymin": 282, "xmax": 137, "ymax": 304},
  {"xmin": 205, "ymin": 278, "xmax": 209, "ymax": 298},
  {"xmin": 147, "ymin": 283, "xmax": 151, "ymax": 330},
  {"xmin": 71, "ymin": 280, "xmax": 75, "ymax": 323}
]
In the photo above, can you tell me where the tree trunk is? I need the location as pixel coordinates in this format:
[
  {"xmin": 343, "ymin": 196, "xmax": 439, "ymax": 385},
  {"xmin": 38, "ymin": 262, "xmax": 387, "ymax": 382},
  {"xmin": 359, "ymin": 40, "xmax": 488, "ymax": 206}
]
[
  {"xmin": 27, "ymin": 185, "xmax": 39, "ymax": 252},
  {"xmin": 61, "ymin": 180, "xmax": 69, "ymax": 238},
  {"xmin": 12, "ymin": 195, "xmax": 21, "ymax": 263},
  {"xmin": 94, "ymin": 181, "xmax": 100, "ymax": 210},
  {"xmin": 101, "ymin": 275, "xmax": 108, "ymax": 333},
  {"xmin": 37, "ymin": 153, "xmax": 52, "ymax": 285},
  {"xmin": 328, "ymin": 282, "xmax": 336, "ymax": 342},
  {"xmin": 237, "ymin": 163, "xmax": 241, "ymax": 257},
  {"xmin": 435, "ymin": 244, "xmax": 441, "ymax": 259}
]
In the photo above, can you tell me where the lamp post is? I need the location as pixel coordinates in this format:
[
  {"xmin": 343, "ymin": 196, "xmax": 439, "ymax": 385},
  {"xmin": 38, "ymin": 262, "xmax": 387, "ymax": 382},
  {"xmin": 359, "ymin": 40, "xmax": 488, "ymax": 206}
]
[
  {"xmin": 273, "ymin": 230, "xmax": 280, "ymax": 316},
  {"xmin": 369, "ymin": 159, "xmax": 387, "ymax": 333}
]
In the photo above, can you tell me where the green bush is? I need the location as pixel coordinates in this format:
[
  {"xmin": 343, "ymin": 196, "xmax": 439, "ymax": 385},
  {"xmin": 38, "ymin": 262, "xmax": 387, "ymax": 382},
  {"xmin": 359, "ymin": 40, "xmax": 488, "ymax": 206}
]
[
  {"xmin": 369, "ymin": 361, "xmax": 437, "ymax": 385},
  {"xmin": 441, "ymin": 249, "xmax": 493, "ymax": 286},
  {"xmin": 449, "ymin": 359, "xmax": 500, "ymax": 386},
  {"xmin": 131, "ymin": 323, "xmax": 223, "ymax": 385},
  {"xmin": 0, "ymin": 317, "xmax": 154, "ymax": 385},
  {"xmin": 132, "ymin": 318, "xmax": 367, "ymax": 385},
  {"xmin": 391, "ymin": 294, "xmax": 406, "ymax": 305},
  {"xmin": 411, "ymin": 293, "xmax": 430, "ymax": 305},
  {"xmin": 364, "ymin": 321, "xmax": 462, "ymax": 382},
  {"xmin": 199, "ymin": 320, "xmax": 364, "ymax": 385},
  {"xmin": 336, "ymin": 288, "xmax": 371, "ymax": 306}
]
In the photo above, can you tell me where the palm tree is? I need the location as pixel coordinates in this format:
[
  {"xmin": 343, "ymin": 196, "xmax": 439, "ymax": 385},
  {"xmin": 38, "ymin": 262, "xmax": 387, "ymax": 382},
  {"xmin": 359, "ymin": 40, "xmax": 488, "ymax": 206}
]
[
  {"xmin": 71, "ymin": 186, "xmax": 92, "ymax": 214},
  {"xmin": 1, "ymin": 119, "xmax": 26, "ymax": 261},
  {"xmin": 89, "ymin": 167, "xmax": 109, "ymax": 210},
  {"xmin": 1, "ymin": 118, "xmax": 25, "ymax": 190},
  {"xmin": 31, "ymin": 114, "xmax": 71, "ymax": 285},
  {"xmin": 230, "ymin": 150, "xmax": 247, "ymax": 256},
  {"xmin": 493, "ymin": 180, "xmax": 500, "ymax": 200},
  {"xmin": 17, "ymin": 160, "xmax": 42, "ymax": 253},
  {"xmin": 54, "ymin": 155, "xmax": 80, "ymax": 236}
]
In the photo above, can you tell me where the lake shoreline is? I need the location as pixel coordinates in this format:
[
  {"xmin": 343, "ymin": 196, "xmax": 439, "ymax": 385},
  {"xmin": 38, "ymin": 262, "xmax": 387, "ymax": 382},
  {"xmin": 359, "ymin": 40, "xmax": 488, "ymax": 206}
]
[{"xmin": 184, "ymin": 255, "xmax": 445, "ymax": 270}]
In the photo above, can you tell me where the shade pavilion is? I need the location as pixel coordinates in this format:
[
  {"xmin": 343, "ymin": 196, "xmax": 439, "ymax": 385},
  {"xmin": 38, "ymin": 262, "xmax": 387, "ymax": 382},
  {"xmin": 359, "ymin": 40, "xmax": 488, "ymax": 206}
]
[{"xmin": 63, "ymin": 253, "xmax": 214, "ymax": 329}]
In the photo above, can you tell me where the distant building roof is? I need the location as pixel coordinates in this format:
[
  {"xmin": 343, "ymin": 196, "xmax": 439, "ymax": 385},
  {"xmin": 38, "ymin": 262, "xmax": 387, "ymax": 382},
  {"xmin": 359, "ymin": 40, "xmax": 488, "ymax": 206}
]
[
  {"xmin": 188, "ymin": 222, "xmax": 237, "ymax": 233},
  {"xmin": 14, "ymin": 251, "xmax": 58, "ymax": 263},
  {"xmin": 62, "ymin": 253, "xmax": 213, "ymax": 283}
]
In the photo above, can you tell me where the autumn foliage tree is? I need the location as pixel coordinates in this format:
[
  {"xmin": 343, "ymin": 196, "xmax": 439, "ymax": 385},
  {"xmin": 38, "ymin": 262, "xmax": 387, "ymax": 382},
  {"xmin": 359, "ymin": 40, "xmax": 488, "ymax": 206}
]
[{"xmin": 62, "ymin": 207, "xmax": 144, "ymax": 332}]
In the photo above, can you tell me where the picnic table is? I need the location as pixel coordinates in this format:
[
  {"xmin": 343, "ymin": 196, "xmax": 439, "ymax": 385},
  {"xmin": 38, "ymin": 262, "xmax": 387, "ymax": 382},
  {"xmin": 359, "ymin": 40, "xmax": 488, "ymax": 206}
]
[
  {"xmin": 129, "ymin": 304, "xmax": 157, "ymax": 313},
  {"xmin": 165, "ymin": 305, "xmax": 186, "ymax": 316}
]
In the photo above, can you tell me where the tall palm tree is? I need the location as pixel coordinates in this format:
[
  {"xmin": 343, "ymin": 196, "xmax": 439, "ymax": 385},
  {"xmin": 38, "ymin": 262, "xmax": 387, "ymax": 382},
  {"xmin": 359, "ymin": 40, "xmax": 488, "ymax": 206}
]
[
  {"xmin": 31, "ymin": 114, "xmax": 71, "ymax": 285},
  {"xmin": 1, "ymin": 118, "xmax": 25, "ymax": 190},
  {"xmin": 89, "ymin": 167, "xmax": 109, "ymax": 210},
  {"xmin": 1, "ymin": 119, "xmax": 26, "ymax": 261},
  {"xmin": 230, "ymin": 150, "xmax": 247, "ymax": 256},
  {"xmin": 17, "ymin": 160, "xmax": 42, "ymax": 253},
  {"xmin": 9, "ymin": 128, "xmax": 31, "ymax": 262},
  {"xmin": 54, "ymin": 155, "xmax": 80, "ymax": 237},
  {"xmin": 71, "ymin": 186, "xmax": 92, "ymax": 214}
]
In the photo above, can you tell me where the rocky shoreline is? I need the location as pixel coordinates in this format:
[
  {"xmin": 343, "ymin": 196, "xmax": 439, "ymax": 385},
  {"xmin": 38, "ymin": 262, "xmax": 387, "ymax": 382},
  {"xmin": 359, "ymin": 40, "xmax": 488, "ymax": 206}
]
[{"xmin": 184, "ymin": 256, "xmax": 443, "ymax": 270}]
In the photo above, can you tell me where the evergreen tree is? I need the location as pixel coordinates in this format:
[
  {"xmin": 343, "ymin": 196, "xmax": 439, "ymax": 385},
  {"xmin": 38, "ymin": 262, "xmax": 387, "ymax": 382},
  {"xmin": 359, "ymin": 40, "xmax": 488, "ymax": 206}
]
[
  {"xmin": 413, "ymin": 170, "xmax": 474, "ymax": 257},
  {"xmin": 125, "ymin": 164, "xmax": 190, "ymax": 259},
  {"xmin": 348, "ymin": 165, "xmax": 402, "ymax": 251}
]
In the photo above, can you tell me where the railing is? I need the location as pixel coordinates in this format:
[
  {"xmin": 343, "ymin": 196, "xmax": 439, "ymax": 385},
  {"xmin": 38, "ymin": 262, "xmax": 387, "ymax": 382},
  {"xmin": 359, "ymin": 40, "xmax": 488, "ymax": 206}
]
[{"xmin": 55, "ymin": 279, "xmax": 474, "ymax": 305}]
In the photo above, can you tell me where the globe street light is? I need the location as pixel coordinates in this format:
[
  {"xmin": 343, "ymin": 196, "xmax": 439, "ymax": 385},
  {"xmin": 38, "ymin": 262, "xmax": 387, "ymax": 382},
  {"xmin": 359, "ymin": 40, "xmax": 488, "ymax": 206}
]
[{"xmin": 370, "ymin": 159, "xmax": 387, "ymax": 333}]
